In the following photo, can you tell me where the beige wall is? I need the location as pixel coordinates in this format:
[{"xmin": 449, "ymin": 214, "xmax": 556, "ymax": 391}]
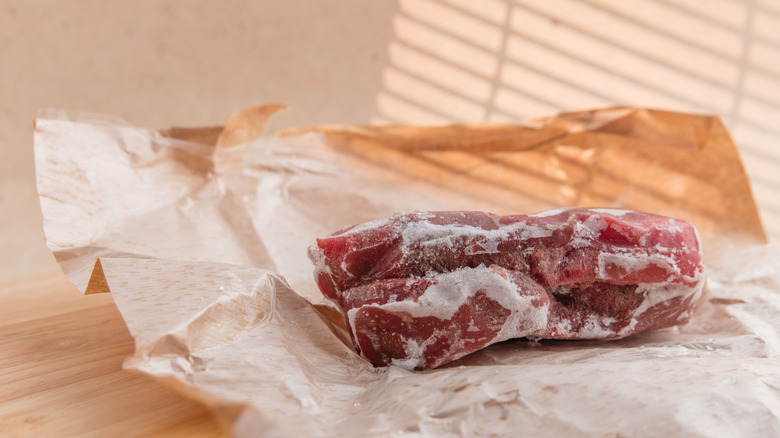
[
  {"xmin": 2, "ymin": 0, "xmax": 779, "ymax": 283},
  {"xmin": 0, "ymin": 0, "xmax": 398, "ymax": 282}
]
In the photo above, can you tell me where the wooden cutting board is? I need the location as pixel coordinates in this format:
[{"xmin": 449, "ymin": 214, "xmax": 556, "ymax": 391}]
[{"xmin": 0, "ymin": 272, "xmax": 225, "ymax": 437}]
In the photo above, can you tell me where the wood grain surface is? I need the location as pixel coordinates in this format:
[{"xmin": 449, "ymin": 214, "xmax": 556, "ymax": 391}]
[{"xmin": 0, "ymin": 272, "xmax": 225, "ymax": 438}]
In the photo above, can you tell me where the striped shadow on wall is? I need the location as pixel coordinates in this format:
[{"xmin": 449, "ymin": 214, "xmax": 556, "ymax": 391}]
[{"xmin": 372, "ymin": 0, "xmax": 780, "ymax": 242}]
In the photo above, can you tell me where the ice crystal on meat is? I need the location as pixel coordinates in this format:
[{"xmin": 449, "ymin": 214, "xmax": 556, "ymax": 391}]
[{"xmin": 308, "ymin": 208, "xmax": 704, "ymax": 370}]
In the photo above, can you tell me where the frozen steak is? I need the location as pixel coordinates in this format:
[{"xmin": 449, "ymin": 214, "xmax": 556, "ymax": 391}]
[{"xmin": 308, "ymin": 209, "xmax": 705, "ymax": 371}]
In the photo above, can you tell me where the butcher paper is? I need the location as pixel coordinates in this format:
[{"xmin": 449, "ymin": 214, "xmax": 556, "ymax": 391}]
[{"xmin": 34, "ymin": 105, "xmax": 780, "ymax": 437}]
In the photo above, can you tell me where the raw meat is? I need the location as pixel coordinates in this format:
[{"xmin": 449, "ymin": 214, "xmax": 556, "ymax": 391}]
[{"xmin": 308, "ymin": 209, "xmax": 705, "ymax": 371}]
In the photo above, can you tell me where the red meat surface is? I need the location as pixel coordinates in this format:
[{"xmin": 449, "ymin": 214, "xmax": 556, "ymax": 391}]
[{"xmin": 308, "ymin": 209, "xmax": 705, "ymax": 370}]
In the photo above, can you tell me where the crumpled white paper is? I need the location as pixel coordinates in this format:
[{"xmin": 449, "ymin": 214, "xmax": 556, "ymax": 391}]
[{"xmin": 34, "ymin": 106, "xmax": 780, "ymax": 437}]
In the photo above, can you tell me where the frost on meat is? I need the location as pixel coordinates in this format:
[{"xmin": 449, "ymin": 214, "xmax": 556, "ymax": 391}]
[{"xmin": 308, "ymin": 209, "xmax": 705, "ymax": 371}]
